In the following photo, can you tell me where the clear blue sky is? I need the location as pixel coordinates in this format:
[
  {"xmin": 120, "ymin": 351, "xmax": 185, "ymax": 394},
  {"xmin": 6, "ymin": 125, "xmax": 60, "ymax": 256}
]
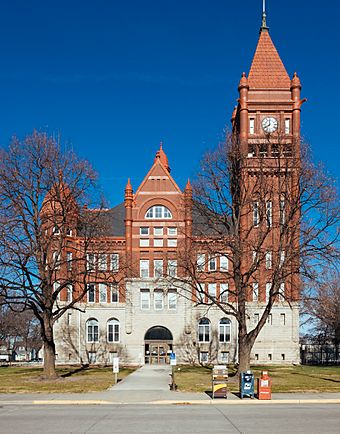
[{"xmin": 0, "ymin": 0, "xmax": 339, "ymax": 206}]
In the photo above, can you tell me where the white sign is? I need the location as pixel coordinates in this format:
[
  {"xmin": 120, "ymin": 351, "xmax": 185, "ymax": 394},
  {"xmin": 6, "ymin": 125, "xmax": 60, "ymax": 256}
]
[
  {"xmin": 112, "ymin": 357, "xmax": 119, "ymax": 373},
  {"xmin": 170, "ymin": 353, "xmax": 176, "ymax": 366}
]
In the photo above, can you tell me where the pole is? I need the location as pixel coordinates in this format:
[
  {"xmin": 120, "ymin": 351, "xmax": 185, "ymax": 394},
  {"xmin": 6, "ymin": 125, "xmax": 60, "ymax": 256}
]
[
  {"xmin": 114, "ymin": 372, "xmax": 118, "ymax": 384},
  {"xmin": 171, "ymin": 365, "xmax": 175, "ymax": 390}
]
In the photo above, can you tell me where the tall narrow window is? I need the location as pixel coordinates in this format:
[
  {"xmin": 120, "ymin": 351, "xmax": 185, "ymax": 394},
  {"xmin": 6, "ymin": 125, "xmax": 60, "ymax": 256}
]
[
  {"xmin": 53, "ymin": 251, "xmax": 61, "ymax": 269},
  {"xmin": 154, "ymin": 260, "xmax": 163, "ymax": 278},
  {"xmin": 266, "ymin": 251, "xmax": 272, "ymax": 270},
  {"xmin": 168, "ymin": 290, "xmax": 177, "ymax": 310},
  {"xmin": 208, "ymin": 283, "xmax": 216, "ymax": 299},
  {"xmin": 208, "ymin": 256, "xmax": 217, "ymax": 272},
  {"xmin": 280, "ymin": 250, "xmax": 285, "ymax": 267},
  {"xmin": 86, "ymin": 319, "xmax": 99, "ymax": 343},
  {"xmin": 279, "ymin": 282, "xmax": 285, "ymax": 300},
  {"xmin": 99, "ymin": 283, "xmax": 107, "ymax": 303},
  {"xmin": 111, "ymin": 284, "xmax": 119, "ymax": 303},
  {"xmin": 196, "ymin": 283, "xmax": 204, "ymax": 303},
  {"xmin": 140, "ymin": 289, "xmax": 150, "ymax": 310},
  {"xmin": 280, "ymin": 200, "xmax": 285, "ymax": 226},
  {"xmin": 220, "ymin": 255, "xmax": 229, "ymax": 271},
  {"xmin": 198, "ymin": 318, "xmax": 211, "ymax": 342},
  {"xmin": 197, "ymin": 254, "xmax": 205, "ymax": 271},
  {"xmin": 280, "ymin": 313, "xmax": 286, "ymax": 325},
  {"xmin": 98, "ymin": 254, "xmax": 107, "ymax": 271},
  {"xmin": 87, "ymin": 284, "xmax": 96, "ymax": 303},
  {"xmin": 87, "ymin": 253, "xmax": 96, "ymax": 271},
  {"xmin": 266, "ymin": 201, "xmax": 272, "ymax": 227},
  {"xmin": 249, "ymin": 118, "xmax": 255, "ymax": 135},
  {"xmin": 252, "ymin": 282, "xmax": 259, "ymax": 302},
  {"xmin": 167, "ymin": 260, "xmax": 177, "ymax": 277},
  {"xmin": 111, "ymin": 254, "xmax": 119, "ymax": 272},
  {"xmin": 220, "ymin": 283, "xmax": 229, "ymax": 303},
  {"xmin": 266, "ymin": 282, "xmax": 271, "ymax": 302},
  {"xmin": 154, "ymin": 290, "xmax": 164, "ymax": 310},
  {"xmin": 66, "ymin": 284, "xmax": 73, "ymax": 303},
  {"xmin": 140, "ymin": 260, "xmax": 149, "ymax": 278},
  {"xmin": 285, "ymin": 118, "xmax": 290, "ymax": 134},
  {"xmin": 107, "ymin": 319, "xmax": 120, "ymax": 343},
  {"xmin": 253, "ymin": 202, "xmax": 259, "ymax": 227},
  {"xmin": 219, "ymin": 318, "xmax": 231, "ymax": 343},
  {"xmin": 66, "ymin": 252, "xmax": 72, "ymax": 271}
]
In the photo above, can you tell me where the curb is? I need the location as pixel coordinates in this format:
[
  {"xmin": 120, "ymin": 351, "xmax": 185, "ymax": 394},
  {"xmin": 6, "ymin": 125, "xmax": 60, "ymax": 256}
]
[{"xmin": 0, "ymin": 399, "xmax": 340, "ymax": 406}]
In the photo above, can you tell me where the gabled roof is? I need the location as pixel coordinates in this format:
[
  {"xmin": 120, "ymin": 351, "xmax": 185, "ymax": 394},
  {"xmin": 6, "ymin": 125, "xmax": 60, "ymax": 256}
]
[{"xmin": 248, "ymin": 30, "xmax": 291, "ymax": 89}]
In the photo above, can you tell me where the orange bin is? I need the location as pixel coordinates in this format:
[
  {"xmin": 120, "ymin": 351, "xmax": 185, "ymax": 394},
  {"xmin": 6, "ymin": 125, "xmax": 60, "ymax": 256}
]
[{"xmin": 257, "ymin": 370, "xmax": 271, "ymax": 400}]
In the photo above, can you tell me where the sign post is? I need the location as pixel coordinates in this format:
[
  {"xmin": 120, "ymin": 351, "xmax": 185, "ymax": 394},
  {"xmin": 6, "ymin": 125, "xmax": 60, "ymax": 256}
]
[
  {"xmin": 170, "ymin": 352, "xmax": 177, "ymax": 391},
  {"xmin": 112, "ymin": 357, "xmax": 119, "ymax": 385}
]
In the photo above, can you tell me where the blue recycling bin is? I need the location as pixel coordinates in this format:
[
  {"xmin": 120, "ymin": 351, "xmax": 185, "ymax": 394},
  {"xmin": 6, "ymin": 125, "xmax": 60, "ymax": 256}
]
[{"xmin": 240, "ymin": 371, "xmax": 254, "ymax": 399}]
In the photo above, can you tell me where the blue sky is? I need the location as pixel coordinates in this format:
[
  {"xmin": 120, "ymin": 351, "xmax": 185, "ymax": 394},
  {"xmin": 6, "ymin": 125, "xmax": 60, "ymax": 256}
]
[{"xmin": 0, "ymin": 0, "xmax": 339, "ymax": 206}]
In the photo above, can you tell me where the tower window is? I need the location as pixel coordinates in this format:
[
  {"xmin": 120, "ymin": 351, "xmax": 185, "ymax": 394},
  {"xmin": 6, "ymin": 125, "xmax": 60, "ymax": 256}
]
[
  {"xmin": 253, "ymin": 202, "xmax": 259, "ymax": 227},
  {"xmin": 285, "ymin": 118, "xmax": 290, "ymax": 134},
  {"xmin": 249, "ymin": 118, "xmax": 255, "ymax": 135},
  {"xmin": 266, "ymin": 201, "xmax": 272, "ymax": 227}
]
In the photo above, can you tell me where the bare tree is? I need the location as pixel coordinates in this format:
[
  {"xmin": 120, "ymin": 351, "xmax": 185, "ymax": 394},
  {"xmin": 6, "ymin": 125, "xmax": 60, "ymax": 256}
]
[
  {"xmin": 168, "ymin": 134, "xmax": 339, "ymax": 372},
  {"xmin": 0, "ymin": 131, "xmax": 104, "ymax": 377}
]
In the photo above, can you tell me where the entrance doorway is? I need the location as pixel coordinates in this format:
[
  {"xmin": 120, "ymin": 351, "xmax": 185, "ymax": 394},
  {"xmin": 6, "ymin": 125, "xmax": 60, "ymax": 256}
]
[{"xmin": 144, "ymin": 326, "xmax": 173, "ymax": 364}]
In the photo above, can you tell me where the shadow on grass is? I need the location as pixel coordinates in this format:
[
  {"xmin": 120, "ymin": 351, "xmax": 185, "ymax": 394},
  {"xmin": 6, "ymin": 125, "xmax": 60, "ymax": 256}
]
[
  {"xmin": 291, "ymin": 372, "xmax": 340, "ymax": 383},
  {"xmin": 61, "ymin": 364, "xmax": 89, "ymax": 378}
]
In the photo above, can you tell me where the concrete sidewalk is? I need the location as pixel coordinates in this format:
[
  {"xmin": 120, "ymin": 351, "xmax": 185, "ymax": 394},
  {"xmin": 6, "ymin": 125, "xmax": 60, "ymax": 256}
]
[{"xmin": 0, "ymin": 364, "xmax": 340, "ymax": 405}]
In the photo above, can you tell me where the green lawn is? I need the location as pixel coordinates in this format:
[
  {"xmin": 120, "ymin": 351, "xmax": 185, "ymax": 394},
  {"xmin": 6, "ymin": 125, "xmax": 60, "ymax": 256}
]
[
  {"xmin": 175, "ymin": 365, "xmax": 340, "ymax": 393},
  {"xmin": 0, "ymin": 365, "xmax": 135, "ymax": 393}
]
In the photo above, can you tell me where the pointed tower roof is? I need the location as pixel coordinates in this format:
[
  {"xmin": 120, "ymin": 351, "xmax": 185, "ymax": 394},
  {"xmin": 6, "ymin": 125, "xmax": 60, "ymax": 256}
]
[
  {"xmin": 248, "ymin": 28, "xmax": 290, "ymax": 89},
  {"xmin": 154, "ymin": 141, "xmax": 170, "ymax": 172}
]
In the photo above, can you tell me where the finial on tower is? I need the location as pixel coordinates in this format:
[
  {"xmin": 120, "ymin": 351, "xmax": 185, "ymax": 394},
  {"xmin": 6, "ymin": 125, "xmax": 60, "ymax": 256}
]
[{"xmin": 261, "ymin": 0, "xmax": 269, "ymax": 32}]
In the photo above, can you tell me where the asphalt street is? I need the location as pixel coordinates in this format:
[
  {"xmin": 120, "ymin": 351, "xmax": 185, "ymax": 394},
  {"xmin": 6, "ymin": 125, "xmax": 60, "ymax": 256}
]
[{"xmin": 0, "ymin": 404, "xmax": 340, "ymax": 434}]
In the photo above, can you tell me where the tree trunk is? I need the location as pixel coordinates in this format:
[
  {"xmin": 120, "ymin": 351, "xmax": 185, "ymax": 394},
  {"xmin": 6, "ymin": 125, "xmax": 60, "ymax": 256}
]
[
  {"xmin": 42, "ymin": 312, "xmax": 57, "ymax": 379},
  {"xmin": 237, "ymin": 328, "xmax": 254, "ymax": 373}
]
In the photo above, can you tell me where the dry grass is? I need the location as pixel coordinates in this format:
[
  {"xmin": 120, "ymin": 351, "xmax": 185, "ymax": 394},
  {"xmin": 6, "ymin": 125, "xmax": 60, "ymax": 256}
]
[
  {"xmin": 175, "ymin": 365, "xmax": 340, "ymax": 393},
  {"xmin": 0, "ymin": 365, "xmax": 135, "ymax": 393}
]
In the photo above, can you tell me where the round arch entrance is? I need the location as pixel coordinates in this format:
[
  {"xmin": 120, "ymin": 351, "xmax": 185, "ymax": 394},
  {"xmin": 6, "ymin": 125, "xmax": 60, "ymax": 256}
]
[{"xmin": 144, "ymin": 326, "xmax": 173, "ymax": 365}]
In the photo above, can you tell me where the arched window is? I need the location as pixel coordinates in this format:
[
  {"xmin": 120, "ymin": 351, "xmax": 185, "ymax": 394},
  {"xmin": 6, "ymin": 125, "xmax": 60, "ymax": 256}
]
[
  {"xmin": 86, "ymin": 318, "xmax": 99, "ymax": 343},
  {"xmin": 219, "ymin": 318, "xmax": 231, "ymax": 343},
  {"xmin": 198, "ymin": 318, "xmax": 211, "ymax": 342},
  {"xmin": 145, "ymin": 205, "xmax": 172, "ymax": 219},
  {"xmin": 107, "ymin": 318, "xmax": 120, "ymax": 343}
]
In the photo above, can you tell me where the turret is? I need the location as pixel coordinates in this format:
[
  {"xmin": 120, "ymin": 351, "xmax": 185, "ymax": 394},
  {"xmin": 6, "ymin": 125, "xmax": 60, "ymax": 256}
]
[
  {"xmin": 124, "ymin": 178, "xmax": 133, "ymax": 255},
  {"xmin": 238, "ymin": 73, "xmax": 249, "ymax": 154}
]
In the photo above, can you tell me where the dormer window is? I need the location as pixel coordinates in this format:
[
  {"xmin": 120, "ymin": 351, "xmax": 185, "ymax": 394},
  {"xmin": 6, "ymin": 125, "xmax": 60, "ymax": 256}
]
[{"xmin": 145, "ymin": 205, "xmax": 172, "ymax": 219}]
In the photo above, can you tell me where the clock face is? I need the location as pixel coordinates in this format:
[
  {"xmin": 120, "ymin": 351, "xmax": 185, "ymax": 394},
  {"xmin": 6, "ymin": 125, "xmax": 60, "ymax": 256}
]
[{"xmin": 262, "ymin": 117, "xmax": 278, "ymax": 133}]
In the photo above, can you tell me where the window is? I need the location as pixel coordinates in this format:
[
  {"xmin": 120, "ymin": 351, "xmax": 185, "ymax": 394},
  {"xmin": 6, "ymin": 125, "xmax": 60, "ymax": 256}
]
[
  {"xmin": 66, "ymin": 284, "xmax": 73, "ymax": 303},
  {"xmin": 167, "ymin": 239, "xmax": 177, "ymax": 247},
  {"xmin": 196, "ymin": 283, "xmax": 204, "ymax": 303},
  {"xmin": 140, "ymin": 260, "xmax": 149, "ymax": 278},
  {"xmin": 252, "ymin": 250, "xmax": 258, "ymax": 264},
  {"xmin": 266, "ymin": 201, "xmax": 272, "ymax": 227},
  {"xmin": 99, "ymin": 283, "xmax": 107, "ymax": 303},
  {"xmin": 220, "ymin": 283, "xmax": 229, "ymax": 303},
  {"xmin": 154, "ymin": 227, "xmax": 163, "ymax": 236},
  {"xmin": 168, "ymin": 290, "xmax": 177, "ymax": 310},
  {"xmin": 252, "ymin": 282, "xmax": 259, "ymax": 302},
  {"xmin": 66, "ymin": 252, "xmax": 73, "ymax": 271},
  {"xmin": 87, "ymin": 284, "xmax": 96, "ymax": 303},
  {"xmin": 268, "ymin": 353, "xmax": 272, "ymax": 361},
  {"xmin": 208, "ymin": 256, "xmax": 217, "ymax": 272},
  {"xmin": 208, "ymin": 283, "xmax": 216, "ymax": 299},
  {"xmin": 88, "ymin": 352, "xmax": 96, "ymax": 363},
  {"xmin": 197, "ymin": 254, "xmax": 205, "ymax": 272},
  {"xmin": 111, "ymin": 254, "xmax": 119, "ymax": 272},
  {"xmin": 53, "ymin": 251, "xmax": 61, "ymax": 269},
  {"xmin": 154, "ymin": 290, "xmax": 164, "ymax": 310},
  {"xmin": 66, "ymin": 228, "xmax": 73, "ymax": 237},
  {"xmin": 107, "ymin": 319, "xmax": 120, "ymax": 343},
  {"xmin": 267, "ymin": 313, "xmax": 272, "ymax": 325},
  {"xmin": 280, "ymin": 313, "xmax": 286, "ymax": 326},
  {"xmin": 140, "ymin": 239, "xmax": 150, "ymax": 247},
  {"xmin": 140, "ymin": 290, "xmax": 150, "ymax": 310},
  {"xmin": 67, "ymin": 312, "xmax": 72, "ymax": 325},
  {"xmin": 86, "ymin": 319, "xmax": 99, "ymax": 343},
  {"xmin": 87, "ymin": 253, "xmax": 96, "ymax": 271},
  {"xmin": 280, "ymin": 250, "xmax": 285, "ymax": 267},
  {"xmin": 280, "ymin": 200, "xmax": 285, "ymax": 226},
  {"xmin": 279, "ymin": 282, "xmax": 285, "ymax": 300},
  {"xmin": 281, "ymin": 353, "xmax": 286, "ymax": 361},
  {"xmin": 167, "ymin": 260, "xmax": 177, "ymax": 277},
  {"xmin": 199, "ymin": 351, "xmax": 209, "ymax": 363},
  {"xmin": 285, "ymin": 118, "xmax": 290, "ymax": 134},
  {"xmin": 220, "ymin": 352, "xmax": 229, "ymax": 364},
  {"xmin": 111, "ymin": 284, "xmax": 119, "ymax": 303},
  {"xmin": 266, "ymin": 282, "xmax": 271, "ymax": 302},
  {"xmin": 249, "ymin": 118, "xmax": 255, "ymax": 135},
  {"xmin": 140, "ymin": 227, "xmax": 149, "ymax": 236},
  {"xmin": 219, "ymin": 318, "xmax": 231, "ymax": 343},
  {"xmin": 53, "ymin": 281, "xmax": 60, "ymax": 300},
  {"xmin": 254, "ymin": 313, "xmax": 260, "ymax": 324},
  {"xmin": 266, "ymin": 251, "xmax": 272, "ymax": 270},
  {"xmin": 145, "ymin": 205, "xmax": 172, "ymax": 219},
  {"xmin": 168, "ymin": 227, "xmax": 177, "ymax": 236},
  {"xmin": 198, "ymin": 318, "xmax": 211, "ymax": 342},
  {"xmin": 98, "ymin": 254, "xmax": 107, "ymax": 271},
  {"xmin": 253, "ymin": 202, "xmax": 259, "ymax": 227},
  {"xmin": 53, "ymin": 225, "xmax": 60, "ymax": 235},
  {"xmin": 154, "ymin": 239, "xmax": 163, "ymax": 247},
  {"xmin": 255, "ymin": 353, "xmax": 259, "ymax": 361},
  {"xmin": 220, "ymin": 255, "xmax": 228, "ymax": 271},
  {"xmin": 154, "ymin": 260, "xmax": 163, "ymax": 278}
]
